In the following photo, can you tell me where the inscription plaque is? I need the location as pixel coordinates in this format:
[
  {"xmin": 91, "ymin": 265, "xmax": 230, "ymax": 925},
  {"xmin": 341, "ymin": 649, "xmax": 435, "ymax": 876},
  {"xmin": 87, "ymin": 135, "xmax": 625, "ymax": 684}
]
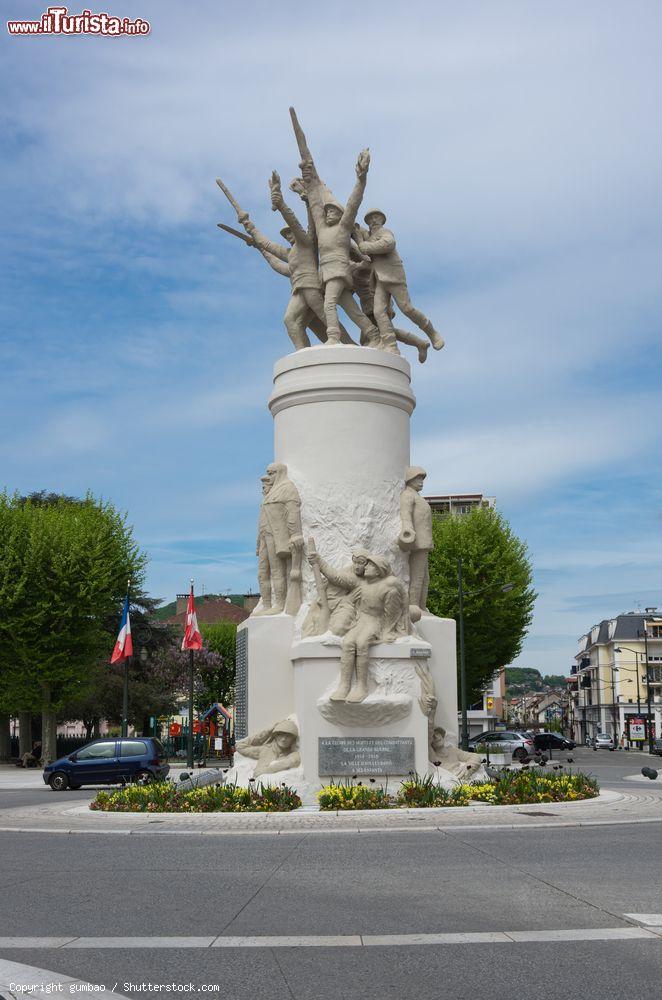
[
  {"xmin": 318, "ymin": 736, "xmax": 415, "ymax": 776},
  {"xmin": 235, "ymin": 628, "xmax": 248, "ymax": 739}
]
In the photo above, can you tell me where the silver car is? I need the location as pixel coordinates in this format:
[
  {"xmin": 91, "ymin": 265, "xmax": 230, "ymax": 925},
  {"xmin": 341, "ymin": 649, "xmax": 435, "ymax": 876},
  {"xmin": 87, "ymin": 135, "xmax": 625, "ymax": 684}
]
[
  {"xmin": 591, "ymin": 733, "xmax": 614, "ymax": 750},
  {"xmin": 469, "ymin": 730, "xmax": 536, "ymax": 761}
]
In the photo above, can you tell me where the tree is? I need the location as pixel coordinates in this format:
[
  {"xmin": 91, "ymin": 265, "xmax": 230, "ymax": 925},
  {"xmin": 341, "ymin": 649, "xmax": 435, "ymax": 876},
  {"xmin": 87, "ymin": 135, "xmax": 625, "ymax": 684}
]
[
  {"xmin": 427, "ymin": 507, "xmax": 536, "ymax": 704},
  {"xmin": 200, "ymin": 622, "xmax": 237, "ymax": 706},
  {"xmin": 0, "ymin": 491, "xmax": 147, "ymax": 762},
  {"xmin": 505, "ymin": 666, "xmax": 545, "ymax": 694}
]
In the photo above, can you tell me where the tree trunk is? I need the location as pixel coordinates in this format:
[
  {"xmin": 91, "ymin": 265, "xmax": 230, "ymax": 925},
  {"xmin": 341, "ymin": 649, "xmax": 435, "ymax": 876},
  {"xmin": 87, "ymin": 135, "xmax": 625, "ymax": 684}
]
[
  {"xmin": 0, "ymin": 714, "xmax": 11, "ymax": 762},
  {"xmin": 18, "ymin": 711, "xmax": 32, "ymax": 758},
  {"xmin": 93, "ymin": 716, "xmax": 100, "ymax": 738},
  {"xmin": 41, "ymin": 683, "xmax": 58, "ymax": 764}
]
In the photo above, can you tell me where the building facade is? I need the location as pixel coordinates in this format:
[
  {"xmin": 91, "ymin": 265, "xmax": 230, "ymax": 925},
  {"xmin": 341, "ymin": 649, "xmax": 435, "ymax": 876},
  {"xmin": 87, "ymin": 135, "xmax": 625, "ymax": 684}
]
[
  {"xmin": 466, "ymin": 667, "xmax": 507, "ymax": 738},
  {"xmin": 424, "ymin": 493, "xmax": 496, "ymax": 517},
  {"xmin": 571, "ymin": 610, "xmax": 662, "ymax": 746}
]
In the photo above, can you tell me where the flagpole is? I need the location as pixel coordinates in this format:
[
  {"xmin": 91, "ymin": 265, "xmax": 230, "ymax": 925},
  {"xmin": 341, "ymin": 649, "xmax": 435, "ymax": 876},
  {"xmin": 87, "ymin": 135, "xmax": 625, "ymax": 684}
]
[
  {"xmin": 121, "ymin": 579, "xmax": 131, "ymax": 739},
  {"xmin": 187, "ymin": 579, "xmax": 195, "ymax": 769}
]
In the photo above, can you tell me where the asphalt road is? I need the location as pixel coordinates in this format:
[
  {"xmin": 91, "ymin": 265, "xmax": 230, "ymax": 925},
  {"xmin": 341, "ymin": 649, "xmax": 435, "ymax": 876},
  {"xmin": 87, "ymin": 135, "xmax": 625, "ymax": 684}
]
[
  {"xmin": 2, "ymin": 746, "xmax": 662, "ymax": 1000},
  {"xmin": 2, "ymin": 821, "xmax": 662, "ymax": 999}
]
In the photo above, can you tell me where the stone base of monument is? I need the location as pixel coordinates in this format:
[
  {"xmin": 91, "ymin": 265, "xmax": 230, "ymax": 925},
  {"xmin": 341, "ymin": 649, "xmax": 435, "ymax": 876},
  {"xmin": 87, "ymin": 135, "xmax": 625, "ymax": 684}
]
[
  {"xmin": 236, "ymin": 614, "xmax": 294, "ymax": 739},
  {"xmin": 291, "ymin": 636, "xmax": 431, "ymax": 783},
  {"xmin": 416, "ymin": 614, "xmax": 458, "ymax": 738}
]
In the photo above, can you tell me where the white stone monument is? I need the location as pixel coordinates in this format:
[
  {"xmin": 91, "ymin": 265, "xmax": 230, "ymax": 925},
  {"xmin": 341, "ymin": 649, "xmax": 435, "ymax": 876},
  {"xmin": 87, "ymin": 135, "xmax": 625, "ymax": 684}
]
[
  {"xmin": 234, "ymin": 347, "xmax": 458, "ymax": 789},
  {"xmin": 220, "ymin": 109, "xmax": 461, "ymax": 795}
]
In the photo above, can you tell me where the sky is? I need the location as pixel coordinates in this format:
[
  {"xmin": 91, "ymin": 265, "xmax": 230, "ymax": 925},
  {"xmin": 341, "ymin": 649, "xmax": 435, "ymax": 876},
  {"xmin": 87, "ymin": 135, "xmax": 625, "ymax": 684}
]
[{"xmin": 1, "ymin": 0, "xmax": 661, "ymax": 676}]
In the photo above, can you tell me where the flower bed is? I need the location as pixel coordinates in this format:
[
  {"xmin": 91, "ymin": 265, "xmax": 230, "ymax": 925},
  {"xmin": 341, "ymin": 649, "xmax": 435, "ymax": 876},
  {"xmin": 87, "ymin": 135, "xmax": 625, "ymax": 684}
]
[
  {"xmin": 318, "ymin": 769, "xmax": 599, "ymax": 810},
  {"xmin": 90, "ymin": 781, "xmax": 301, "ymax": 813},
  {"xmin": 89, "ymin": 769, "xmax": 598, "ymax": 813}
]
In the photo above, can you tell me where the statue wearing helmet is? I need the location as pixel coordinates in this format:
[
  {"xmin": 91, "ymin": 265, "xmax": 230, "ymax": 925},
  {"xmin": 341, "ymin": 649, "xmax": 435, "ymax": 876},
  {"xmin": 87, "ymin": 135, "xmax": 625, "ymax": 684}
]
[
  {"xmin": 307, "ymin": 541, "xmax": 410, "ymax": 703},
  {"xmin": 398, "ymin": 466, "xmax": 434, "ymax": 615},
  {"xmin": 357, "ymin": 209, "xmax": 444, "ymax": 353},
  {"xmin": 235, "ymin": 718, "xmax": 300, "ymax": 777}
]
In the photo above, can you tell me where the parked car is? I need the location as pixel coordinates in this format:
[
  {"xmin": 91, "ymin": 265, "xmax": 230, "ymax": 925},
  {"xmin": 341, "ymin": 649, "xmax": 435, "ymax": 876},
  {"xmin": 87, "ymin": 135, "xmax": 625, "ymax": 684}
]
[
  {"xmin": 651, "ymin": 738, "xmax": 662, "ymax": 757},
  {"xmin": 43, "ymin": 737, "xmax": 169, "ymax": 791},
  {"xmin": 532, "ymin": 732, "xmax": 575, "ymax": 752},
  {"xmin": 591, "ymin": 733, "xmax": 614, "ymax": 751},
  {"xmin": 468, "ymin": 730, "xmax": 536, "ymax": 761}
]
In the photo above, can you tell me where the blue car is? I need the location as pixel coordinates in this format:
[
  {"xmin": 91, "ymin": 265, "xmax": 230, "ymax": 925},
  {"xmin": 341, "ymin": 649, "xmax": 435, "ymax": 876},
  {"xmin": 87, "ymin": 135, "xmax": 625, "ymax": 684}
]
[{"xmin": 43, "ymin": 737, "xmax": 169, "ymax": 791}]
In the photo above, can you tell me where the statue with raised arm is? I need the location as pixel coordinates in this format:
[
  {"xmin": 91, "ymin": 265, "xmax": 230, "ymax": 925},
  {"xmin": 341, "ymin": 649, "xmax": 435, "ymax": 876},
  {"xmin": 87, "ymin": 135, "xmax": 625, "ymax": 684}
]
[
  {"xmin": 356, "ymin": 208, "xmax": 444, "ymax": 353},
  {"xmin": 301, "ymin": 547, "xmax": 366, "ymax": 639},
  {"xmin": 217, "ymin": 175, "xmax": 356, "ymax": 349},
  {"xmin": 307, "ymin": 541, "xmax": 410, "ymax": 703},
  {"xmin": 254, "ymin": 463, "xmax": 303, "ymax": 616},
  {"xmin": 398, "ymin": 466, "xmax": 434, "ymax": 615},
  {"xmin": 289, "ymin": 107, "xmax": 380, "ymax": 347}
]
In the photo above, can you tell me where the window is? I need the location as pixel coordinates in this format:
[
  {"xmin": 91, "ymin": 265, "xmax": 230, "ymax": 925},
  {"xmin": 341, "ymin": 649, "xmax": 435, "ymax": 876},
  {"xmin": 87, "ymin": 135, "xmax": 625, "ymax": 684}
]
[
  {"xmin": 649, "ymin": 625, "xmax": 662, "ymax": 639},
  {"xmin": 119, "ymin": 740, "xmax": 148, "ymax": 758},
  {"xmin": 77, "ymin": 741, "xmax": 116, "ymax": 760}
]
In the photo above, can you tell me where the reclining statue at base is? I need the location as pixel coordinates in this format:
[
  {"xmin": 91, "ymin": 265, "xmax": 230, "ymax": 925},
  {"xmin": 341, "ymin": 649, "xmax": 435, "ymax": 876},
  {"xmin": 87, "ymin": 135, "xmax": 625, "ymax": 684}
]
[{"xmin": 235, "ymin": 719, "xmax": 301, "ymax": 778}]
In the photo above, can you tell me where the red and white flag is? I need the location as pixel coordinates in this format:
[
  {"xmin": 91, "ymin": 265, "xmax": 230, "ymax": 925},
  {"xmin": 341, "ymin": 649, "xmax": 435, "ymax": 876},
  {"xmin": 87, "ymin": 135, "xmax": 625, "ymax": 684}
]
[
  {"xmin": 110, "ymin": 594, "xmax": 133, "ymax": 663},
  {"xmin": 182, "ymin": 584, "xmax": 203, "ymax": 651}
]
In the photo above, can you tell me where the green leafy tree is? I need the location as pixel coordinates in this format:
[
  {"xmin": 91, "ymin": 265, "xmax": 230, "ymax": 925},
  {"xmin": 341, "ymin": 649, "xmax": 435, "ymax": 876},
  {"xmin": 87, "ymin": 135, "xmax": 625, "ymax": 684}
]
[
  {"xmin": 505, "ymin": 666, "xmax": 544, "ymax": 694},
  {"xmin": 427, "ymin": 507, "xmax": 536, "ymax": 704},
  {"xmin": 543, "ymin": 674, "xmax": 566, "ymax": 689},
  {"xmin": 200, "ymin": 622, "xmax": 237, "ymax": 706},
  {"xmin": 0, "ymin": 491, "xmax": 147, "ymax": 761}
]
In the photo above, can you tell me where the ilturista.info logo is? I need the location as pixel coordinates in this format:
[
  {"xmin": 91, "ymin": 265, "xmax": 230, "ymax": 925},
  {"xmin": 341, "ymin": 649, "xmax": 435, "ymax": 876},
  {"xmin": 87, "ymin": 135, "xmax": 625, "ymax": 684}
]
[{"xmin": 7, "ymin": 6, "xmax": 151, "ymax": 35}]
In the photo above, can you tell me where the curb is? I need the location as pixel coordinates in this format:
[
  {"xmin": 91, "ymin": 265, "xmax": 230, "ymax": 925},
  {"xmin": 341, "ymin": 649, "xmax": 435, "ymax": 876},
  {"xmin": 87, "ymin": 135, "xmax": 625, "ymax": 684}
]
[{"xmin": 4, "ymin": 788, "xmax": 661, "ymax": 836}]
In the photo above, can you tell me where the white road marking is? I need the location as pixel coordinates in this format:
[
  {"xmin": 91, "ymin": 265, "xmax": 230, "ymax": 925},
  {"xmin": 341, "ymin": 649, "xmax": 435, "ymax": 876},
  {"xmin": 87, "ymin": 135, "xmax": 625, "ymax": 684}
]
[
  {"xmin": 623, "ymin": 913, "xmax": 662, "ymax": 925},
  {"xmin": 1, "ymin": 927, "xmax": 661, "ymax": 949},
  {"xmin": 505, "ymin": 928, "xmax": 656, "ymax": 942},
  {"xmin": 211, "ymin": 935, "xmax": 362, "ymax": 948},
  {"xmin": 363, "ymin": 932, "xmax": 511, "ymax": 945},
  {"xmin": 62, "ymin": 936, "xmax": 217, "ymax": 949}
]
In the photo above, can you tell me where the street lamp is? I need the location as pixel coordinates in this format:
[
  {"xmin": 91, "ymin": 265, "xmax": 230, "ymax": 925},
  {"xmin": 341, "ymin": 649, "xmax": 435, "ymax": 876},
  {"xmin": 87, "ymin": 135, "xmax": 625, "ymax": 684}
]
[{"xmin": 457, "ymin": 556, "xmax": 514, "ymax": 750}]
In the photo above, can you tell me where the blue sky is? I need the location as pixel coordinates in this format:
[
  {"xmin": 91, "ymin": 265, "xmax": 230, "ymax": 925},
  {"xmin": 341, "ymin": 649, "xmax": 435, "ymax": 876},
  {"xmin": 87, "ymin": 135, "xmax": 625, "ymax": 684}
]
[{"xmin": 1, "ymin": 0, "xmax": 660, "ymax": 676}]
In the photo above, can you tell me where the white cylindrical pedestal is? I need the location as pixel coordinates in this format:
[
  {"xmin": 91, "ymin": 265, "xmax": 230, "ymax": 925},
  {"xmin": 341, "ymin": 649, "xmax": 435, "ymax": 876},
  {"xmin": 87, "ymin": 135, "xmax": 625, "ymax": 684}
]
[{"xmin": 269, "ymin": 345, "xmax": 416, "ymax": 599}]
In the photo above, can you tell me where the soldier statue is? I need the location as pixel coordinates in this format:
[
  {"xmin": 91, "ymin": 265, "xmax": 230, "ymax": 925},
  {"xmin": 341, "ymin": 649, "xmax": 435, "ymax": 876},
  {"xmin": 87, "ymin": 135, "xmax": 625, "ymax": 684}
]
[
  {"xmin": 356, "ymin": 208, "xmax": 444, "ymax": 353},
  {"xmin": 398, "ymin": 466, "xmax": 434, "ymax": 615},
  {"xmin": 254, "ymin": 463, "xmax": 303, "ymax": 616},
  {"xmin": 307, "ymin": 543, "xmax": 410, "ymax": 703},
  {"xmin": 289, "ymin": 107, "xmax": 381, "ymax": 348}
]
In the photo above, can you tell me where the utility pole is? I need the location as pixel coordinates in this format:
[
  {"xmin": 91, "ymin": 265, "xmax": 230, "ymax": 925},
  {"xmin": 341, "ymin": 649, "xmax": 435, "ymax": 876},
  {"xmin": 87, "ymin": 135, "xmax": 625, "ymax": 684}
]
[
  {"xmin": 457, "ymin": 557, "xmax": 468, "ymax": 751},
  {"xmin": 642, "ymin": 624, "xmax": 654, "ymax": 755}
]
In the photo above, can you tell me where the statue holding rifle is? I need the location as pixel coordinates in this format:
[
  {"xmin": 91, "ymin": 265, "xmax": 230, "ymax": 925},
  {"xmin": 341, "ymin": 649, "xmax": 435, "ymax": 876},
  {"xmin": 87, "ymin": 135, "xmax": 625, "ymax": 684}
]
[
  {"xmin": 289, "ymin": 106, "xmax": 381, "ymax": 348},
  {"xmin": 216, "ymin": 175, "xmax": 355, "ymax": 350},
  {"xmin": 217, "ymin": 219, "xmax": 336, "ymax": 348}
]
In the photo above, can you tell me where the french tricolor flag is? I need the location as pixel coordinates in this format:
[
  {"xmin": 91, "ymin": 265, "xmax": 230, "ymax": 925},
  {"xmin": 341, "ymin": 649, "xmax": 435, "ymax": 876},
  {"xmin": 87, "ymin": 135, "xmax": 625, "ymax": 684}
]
[
  {"xmin": 182, "ymin": 584, "xmax": 203, "ymax": 651},
  {"xmin": 111, "ymin": 593, "xmax": 133, "ymax": 663}
]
